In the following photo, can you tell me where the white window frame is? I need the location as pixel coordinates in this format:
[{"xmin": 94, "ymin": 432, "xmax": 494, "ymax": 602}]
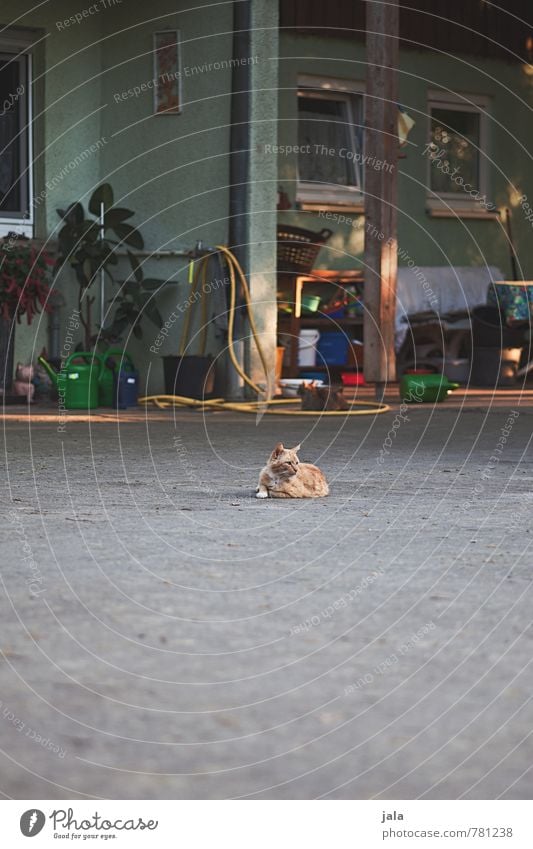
[
  {"xmin": 296, "ymin": 75, "xmax": 365, "ymax": 209},
  {"xmin": 426, "ymin": 89, "xmax": 494, "ymax": 218},
  {"xmin": 0, "ymin": 37, "xmax": 33, "ymax": 239}
]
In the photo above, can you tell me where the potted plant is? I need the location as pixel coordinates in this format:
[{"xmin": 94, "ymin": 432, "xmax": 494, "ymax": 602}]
[
  {"xmin": 55, "ymin": 183, "xmax": 164, "ymax": 349},
  {"xmin": 0, "ymin": 236, "xmax": 53, "ymax": 394},
  {"xmin": 0, "ymin": 237, "xmax": 52, "ymax": 322}
]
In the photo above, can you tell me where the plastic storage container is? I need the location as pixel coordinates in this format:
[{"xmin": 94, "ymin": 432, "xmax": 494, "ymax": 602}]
[
  {"xmin": 472, "ymin": 306, "xmax": 525, "ymax": 348},
  {"xmin": 434, "ymin": 357, "xmax": 470, "ymax": 384},
  {"xmin": 316, "ymin": 331, "xmax": 350, "ymax": 366},
  {"xmin": 300, "ymin": 371, "xmax": 327, "ymax": 382},
  {"xmin": 100, "ymin": 349, "xmax": 137, "ymax": 407},
  {"xmin": 298, "ymin": 329, "xmax": 320, "ymax": 367},
  {"xmin": 471, "ymin": 347, "xmax": 521, "ymax": 387},
  {"xmin": 341, "ymin": 372, "xmax": 366, "ymax": 386},
  {"xmin": 163, "ymin": 355, "xmax": 215, "ymax": 399},
  {"xmin": 114, "ymin": 357, "xmax": 139, "ymax": 409},
  {"xmin": 400, "ymin": 373, "xmax": 460, "ymax": 403}
]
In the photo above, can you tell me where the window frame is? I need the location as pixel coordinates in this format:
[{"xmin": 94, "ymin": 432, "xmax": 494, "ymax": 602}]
[
  {"xmin": 426, "ymin": 89, "xmax": 494, "ymax": 218},
  {"xmin": 0, "ymin": 45, "xmax": 33, "ymax": 238},
  {"xmin": 296, "ymin": 75, "xmax": 365, "ymax": 209}
]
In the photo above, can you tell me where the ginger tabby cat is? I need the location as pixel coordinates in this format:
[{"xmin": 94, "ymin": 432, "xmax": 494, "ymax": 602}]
[{"xmin": 256, "ymin": 442, "xmax": 329, "ymax": 499}]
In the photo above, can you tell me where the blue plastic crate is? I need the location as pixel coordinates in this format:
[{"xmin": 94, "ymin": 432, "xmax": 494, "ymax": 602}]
[
  {"xmin": 316, "ymin": 332, "xmax": 350, "ymax": 366},
  {"xmin": 300, "ymin": 371, "xmax": 326, "ymax": 382}
]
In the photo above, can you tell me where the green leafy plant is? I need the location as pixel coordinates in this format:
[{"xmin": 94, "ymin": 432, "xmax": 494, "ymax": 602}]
[{"xmin": 55, "ymin": 183, "xmax": 164, "ymax": 349}]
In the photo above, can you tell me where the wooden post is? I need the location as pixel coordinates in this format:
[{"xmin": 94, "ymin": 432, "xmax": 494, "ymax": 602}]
[{"xmin": 363, "ymin": 0, "xmax": 399, "ymax": 401}]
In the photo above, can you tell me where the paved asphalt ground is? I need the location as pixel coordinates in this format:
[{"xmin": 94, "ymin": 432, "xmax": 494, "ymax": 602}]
[{"xmin": 1, "ymin": 398, "xmax": 532, "ymax": 799}]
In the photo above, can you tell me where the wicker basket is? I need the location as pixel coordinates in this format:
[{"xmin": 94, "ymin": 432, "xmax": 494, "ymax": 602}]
[{"xmin": 277, "ymin": 225, "xmax": 332, "ymax": 274}]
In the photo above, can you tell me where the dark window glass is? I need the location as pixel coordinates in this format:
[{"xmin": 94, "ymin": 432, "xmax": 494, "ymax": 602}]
[
  {"xmin": 298, "ymin": 93, "xmax": 361, "ymax": 188},
  {"xmin": 0, "ymin": 54, "xmax": 29, "ymax": 216},
  {"xmin": 428, "ymin": 108, "xmax": 481, "ymax": 194}
]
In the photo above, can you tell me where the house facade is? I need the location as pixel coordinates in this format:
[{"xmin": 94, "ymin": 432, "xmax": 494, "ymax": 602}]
[
  {"xmin": 2, "ymin": 1, "xmax": 533, "ymax": 392},
  {"xmin": 277, "ymin": 3, "xmax": 533, "ymax": 277}
]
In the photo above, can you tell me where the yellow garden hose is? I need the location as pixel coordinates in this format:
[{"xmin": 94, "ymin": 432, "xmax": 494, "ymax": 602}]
[
  {"xmin": 219, "ymin": 244, "xmax": 272, "ymax": 397},
  {"xmin": 142, "ymin": 394, "xmax": 388, "ymax": 415},
  {"xmin": 140, "ymin": 246, "xmax": 389, "ymax": 416}
]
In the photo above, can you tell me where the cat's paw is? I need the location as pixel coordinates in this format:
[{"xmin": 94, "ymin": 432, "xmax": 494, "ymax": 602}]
[{"xmin": 255, "ymin": 490, "xmax": 268, "ymax": 499}]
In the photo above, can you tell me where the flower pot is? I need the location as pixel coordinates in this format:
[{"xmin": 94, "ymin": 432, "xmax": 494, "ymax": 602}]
[
  {"xmin": 0, "ymin": 317, "xmax": 15, "ymax": 394},
  {"xmin": 471, "ymin": 347, "xmax": 521, "ymax": 387},
  {"xmin": 163, "ymin": 355, "xmax": 215, "ymax": 399}
]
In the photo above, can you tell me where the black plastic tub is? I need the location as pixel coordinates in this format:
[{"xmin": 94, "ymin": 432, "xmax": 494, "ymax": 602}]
[
  {"xmin": 163, "ymin": 356, "xmax": 215, "ymax": 399},
  {"xmin": 471, "ymin": 347, "xmax": 521, "ymax": 387},
  {"xmin": 471, "ymin": 306, "xmax": 526, "ymax": 348}
]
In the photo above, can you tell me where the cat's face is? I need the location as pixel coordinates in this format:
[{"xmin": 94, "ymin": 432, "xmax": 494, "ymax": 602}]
[{"xmin": 268, "ymin": 442, "xmax": 301, "ymax": 477}]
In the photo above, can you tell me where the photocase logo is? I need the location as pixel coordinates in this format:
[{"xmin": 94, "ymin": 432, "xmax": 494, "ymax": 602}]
[{"xmin": 20, "ymin": 810, "xmax": 45, "ymax": 837}]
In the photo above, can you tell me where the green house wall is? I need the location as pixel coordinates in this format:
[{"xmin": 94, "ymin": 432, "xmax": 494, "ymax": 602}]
[
  {"xmin": 7, "ymin": 0, "xmax": 280, "ymax": 393},
  {"xmin": 5, "ymin": 8, "xmax": 533, "ymax": 389},
  {"xmin": 278, "ymin": 32, "xmax": 533, "ymax": 277}
]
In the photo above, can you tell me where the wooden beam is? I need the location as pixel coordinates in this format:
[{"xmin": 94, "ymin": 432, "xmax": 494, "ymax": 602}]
[{"xmin": 363, "ymin": 0, "xmax": 399, "ymax": 400}]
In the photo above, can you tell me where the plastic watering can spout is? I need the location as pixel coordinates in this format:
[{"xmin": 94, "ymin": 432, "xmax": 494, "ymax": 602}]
[{"xmin": 38, "ymin": 356, "xmax": 59, "ymax": 388}]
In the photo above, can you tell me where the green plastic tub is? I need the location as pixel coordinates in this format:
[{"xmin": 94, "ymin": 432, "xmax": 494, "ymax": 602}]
[{"xmin": 400, "ymin": 373, "xmax": 460, "ymax": 403}]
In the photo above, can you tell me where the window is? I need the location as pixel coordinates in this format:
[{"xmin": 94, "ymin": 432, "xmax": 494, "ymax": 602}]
[
  {"xmin": 296, "ymin": 76, "xmax": 364, "ymax": 208},
  {"xmin": 426, "ymin": 91, "xmax": 494, "ymax": 216},
  {"xmin": 0, "ymin": 48, "xmax": 32, "ymax": 237}
]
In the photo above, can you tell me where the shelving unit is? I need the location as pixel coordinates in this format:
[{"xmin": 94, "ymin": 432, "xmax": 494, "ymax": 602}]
[{"xmin": 277, "ymin": 270, "xmax": 364, "ymax": 377}]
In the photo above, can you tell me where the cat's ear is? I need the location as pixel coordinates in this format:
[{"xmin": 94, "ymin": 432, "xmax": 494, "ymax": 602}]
[
  {"xmin": 292, "ymin": 443, "xmax": 301, "ymax": 453},
  {"xmin": 271, "ymin": 442, "xmax": 284, "ymax": 458}
]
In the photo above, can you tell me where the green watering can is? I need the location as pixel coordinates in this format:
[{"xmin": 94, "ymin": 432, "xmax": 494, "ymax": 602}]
[
  {"xmin": 38, "ymin": 353, "xmax": 103, "ymax": 410},
  {"xmin": 400, "ymin": 373, "xmax": 460, "ymax": 403}
]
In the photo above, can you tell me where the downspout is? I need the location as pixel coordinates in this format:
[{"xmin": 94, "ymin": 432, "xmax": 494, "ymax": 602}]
[
  {"xmin": 226, "ymin": 0, "xmax": 251, "ymax": 397},
  {"xmin": 48, "ymin": 292, "xmax": 61, "ymax": 360}
]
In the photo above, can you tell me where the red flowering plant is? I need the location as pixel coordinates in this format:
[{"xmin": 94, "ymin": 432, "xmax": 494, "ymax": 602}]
[{"xmin": 0, "ymin": 238, "xmax": 53, "ymax": 324}]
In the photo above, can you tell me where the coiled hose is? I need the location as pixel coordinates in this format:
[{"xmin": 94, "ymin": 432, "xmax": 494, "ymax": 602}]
[{"xmin": 140, "ymin": 245, "xmax": 389, "ymax": 416}]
